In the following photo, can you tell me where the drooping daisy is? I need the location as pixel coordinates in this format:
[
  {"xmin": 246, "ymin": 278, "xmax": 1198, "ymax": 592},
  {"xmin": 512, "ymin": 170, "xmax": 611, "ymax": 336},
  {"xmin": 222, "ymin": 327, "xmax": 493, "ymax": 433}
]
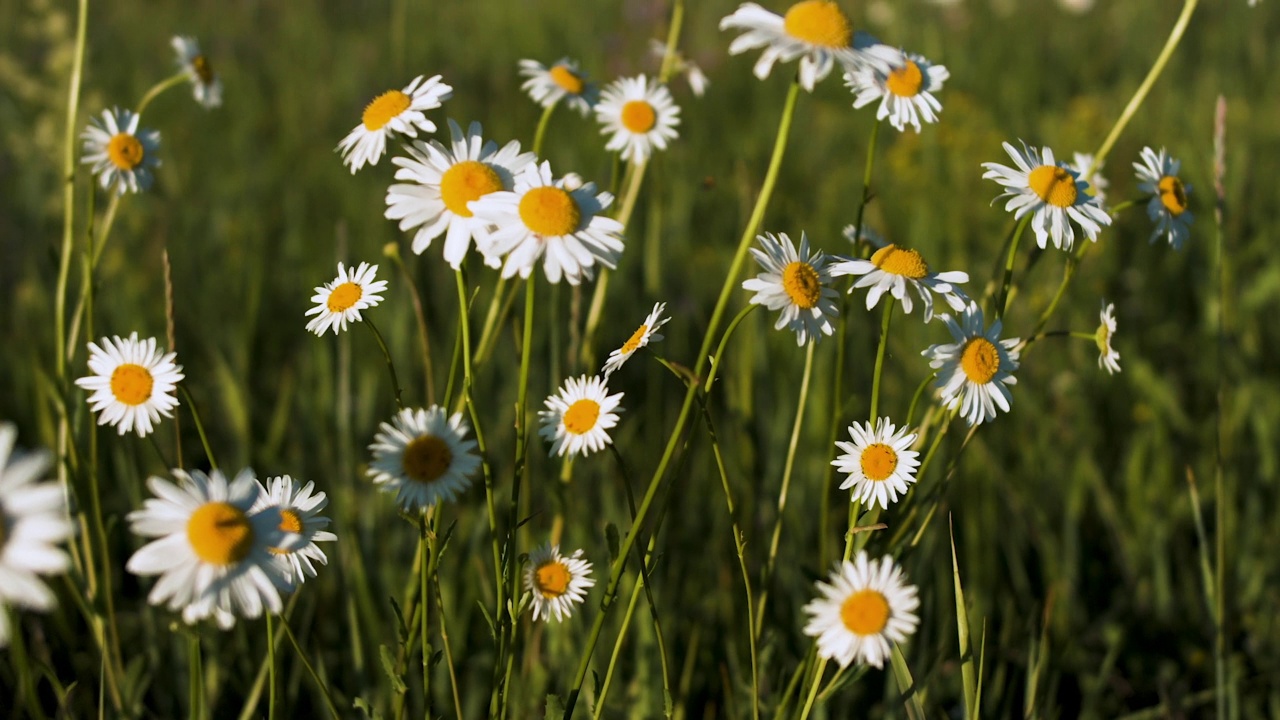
[
  {"xmin": 1134, "ymin": 146, "xmax": 1194, "ymax": 250},
  {"xmin": 336, "ymin": 75, "xmax": 453, "ymax": 173},
  {"xmin": 0, "ymin": 423, "xmax": 73, "ymax": 648},
  {"xmin": 538, "ymin": 375, "xmax": 623, "ymax": 458},
  {"xmin": 518, "ymin": 58, "xmax": 598, "ymax": 117},
  {"xmin": 304, "ymin": 261, "xmax": 388, "ymax": 336},
  {"xmin": 524, "ymin": 542, "xmax": 594, "ymax": 623},
  {"xmin": 1096, "ymin": 300, "xmax": 1121, "ymax": 375},
  {"xmin": 921, "ymin": 301, "xmax": 1021, "ymax": 426},
  {"xmin": 845, "ymin": 46, "xmax": 948, "ymax": 132},
  {"xmin": 601, "ymin": 302, "xmax": 669, "ymax": 378},
  {"xmin": 126, "ymin": 468, "xmax": 297, "ymax": 629},
  {"xmin": 253, "ymin": 476, "xmax": 336, "ymax": 584},
  {"xmin": 831, "ymin": 418, "xmax": 921, "ymax": 510},
  {"xmin": 469, "ymin": 162, "xmax": 625, "ymax": 286},
  {"xmin": 1065, "ymin": 152, "xmax": 1109, "ymax": 210},
  {"xmin": 803, "ymin": 552, "xmax": 920, "ymax": 669},
  {"xmin": 830, "ymin": 244, "xmax": 969, "ymax": 323},
  {"xmin": 742, "ymin": 231, "xmax": 839, "ymax": 346},
  {"xmin": 367, "ymin": 406, "xmax": 481, "ymax": 512},
  {"xmin": 80, "ymin": 108, "xmax": 161, "ymax": 196},
  {"xmin": 982, "ymin": 140, "xmax": 1111, "ymax": 251},
  {"xmin": 75, "ymin": 332, "xmax": 184, "ymax": 437},
  {"xmin": 649, "ymin": 39, "xmax": 710, "ymax": 97},
  {"xmin": 385, "ymin": 119, "xmax": 536, "ymax": 267},
  {"xmin": 171, "ymin": 36, "xmax": 222, "ymax": 109},
  {"xmin": 595, "ymin": 75, "xmax": 681, "ymax": 164}
]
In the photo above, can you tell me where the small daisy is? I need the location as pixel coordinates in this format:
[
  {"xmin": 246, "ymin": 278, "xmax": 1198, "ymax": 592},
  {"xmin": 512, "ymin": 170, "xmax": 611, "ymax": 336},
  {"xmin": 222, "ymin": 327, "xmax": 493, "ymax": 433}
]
[
  {"xmin": 538, "ymin": 375, "xmax": 623, "ymax": 458},
  {"xmin": 845, "ymin": 46, "xmax": 948, "ymax": 133},
  {"xmin": 0, "ymin": 423, "xmax": 73, "ymax": 648},
  {"xmin": 719, "ymin": 1, "xmax": 886, "ymax": 91},
  {"xmin": 126, "ymin": 468, "xmax": 297, "ymax": 629},
  {"xmin": 1096, "ymin": 301, "xmax": 1121, "ymax": 375},
  {"xmin": 1134, "ymin": 146, "xmax": 1194, "ymax": 250},
  {"xmin": 1065, "ymin": 152, "xmax": 1109, "ymax": 210},
  {"xmin": 304, "ymin": 261, "xmax": 388, "ymax": 336},
  {"xmin": 253, "ymin": 476, "xmax": 336, "ymax": 584},
  {"xmin": 470, "ymin": 162, "xmax": 625, "ymax": 286},
  {"xmin": 841, "ymin": 223, "xmax": 888, "ymax": 250},
  {"xmin": 367, "ymin": 406, "xmax": 481, "ymax": 512},
  {"xmin": 649, "ymin": 39, "xmax": 710, "ymax": 97},
  {"xmin": 803, "ymin": 552, "xmax": 920, "ymax": 669},
  {"xmin": 921, "ymin": 301, "xmax": 1021, "ymax": 426},
  {"xmin": 171, "ymin": 36, "xmax": 223, "ymax": 109},
  {"xmin": 80, "ymin": 108, "xmax": 161, "ymax": 195},
  {"xmin": 602, "ymin": 302, "xmax": 669, "ymax": 378},
  {"xmin": 742, "ymin": 231, "xmax": 839, "ymax": 346},
  {"xmin": 524, "ymin": 542, "xmax": 594, "ymax": 623},
  {"xmin": 337, "ymin": 75, "xmax": 453, "ymax": 173},
  {"xmin": 831, "ymin": 418, "xmax": 921, "ymax": 510},
  {"xmin": 519, "ymin": 58, "xmax": 598, "ymax": 117},
  {"xmin": 595, "ymin": 75, "xmax": 681, "ymax": 164},
  {"xmin": 830, "ymin": 244, "xmax": 969, "ymax": 323},
  {"xmin": 385, "ymin": 119, "xmax": 536, "ymax": 267},
  {"xmin": 75, "ymin": 332, "xmax": 184, "ymax": 437},
  {"xmin": 982, "ymin": 140, "xmax": 1111, "ymax": 251}
]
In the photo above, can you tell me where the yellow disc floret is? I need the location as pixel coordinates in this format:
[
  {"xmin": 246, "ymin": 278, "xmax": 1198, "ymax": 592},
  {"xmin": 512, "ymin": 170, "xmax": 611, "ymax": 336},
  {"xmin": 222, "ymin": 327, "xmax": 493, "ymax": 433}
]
[
  {"xmin": 870, "ymin": 244, "xmax": 929, "ymax": 279},
  {"xmin": 362, "ymin": 90, "xmax": 412, "ymax": 131},
  {"xmin": 960, "ymin": 337, "xmax": 1000, "ymax": 384},
  {"xmin": 1158, "ymin": 175, "xmax": 1188, "ymax": 216},
  {"xmin": 277, "ymin": 509, "xmax": 303, "ymax": 534},
  {"xmin": 783, "ymin": 1, "xmax": 852, "ymax": 48},
  {"xmin": 402, "ymin": 435, "xmax": 454, "ymax": 484},
  {"xmin": 107, "ymin": 133, "xmax": 145, "ymax": 171},
  {"xmin": 110, "ymin": 364, "xmax": 154, "ymax": 406},
  {"xmin": 327, "ymin": 282, "xmax": 364, "ymax": 312},
  {"xmin": 782, "ymin": 261, "xmax": 822, "ymax": 309},
  {"xmin": 1028, "ymin": 165, "xmax": 1078, "ymax": 208},
  {"xmin": 519, "ymin": 186, "xmax": 581, "ymax": 236},
  {"xmin": 860, "ymin": 443, "xmax": 899, "ymax": 482},
  {"xmin": 187, "ymin": 502, "xmax": 255, "ymax": 566},
  {"xmin": 886, "ymin": 61, "xmax": 924, "ymax": 98},
  {"xmin": 621, "ymin": 325, "xmax": 650, "ymax": 355},
  {"xmin": 440, "ymin": 160, "xmax": 503, "ymax": 217},
  {"xmin": 563, "ymin": 399, "xmax": 601, "ymax": 435},
  {"xmin": 534, "ymin": 561, "xmax": 571, "ymax": 598},
  {"xmin": 549, "ymin": 65, "xmax": 585, "ymax": 95},
  {"xmin": 840, "ymin": 589, "xmax": 890, "ymax": 636},
  {"xmin": 621, "ymin": 100, "xmax": 657, "ymax": 133}
]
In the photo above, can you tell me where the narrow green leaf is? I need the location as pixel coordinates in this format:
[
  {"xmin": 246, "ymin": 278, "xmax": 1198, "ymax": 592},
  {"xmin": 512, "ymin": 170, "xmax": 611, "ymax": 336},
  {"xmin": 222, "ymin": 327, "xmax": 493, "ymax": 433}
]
[
  {"xmin": 889, "ymin": 644, "xmax": 926, "ymax": 720},
  {"xmin": 950, "ymin": 516, "xmax": 977, "ymax": 718},
  {"xmin": 973, "ymin": 620, "xmax": 987, "ymax": 719}
]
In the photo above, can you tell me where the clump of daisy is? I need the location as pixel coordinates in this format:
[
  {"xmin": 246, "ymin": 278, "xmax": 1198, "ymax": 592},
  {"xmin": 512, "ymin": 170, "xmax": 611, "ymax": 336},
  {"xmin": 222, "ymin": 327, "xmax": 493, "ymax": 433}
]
[
  {"xmin": 1065, "ymin": 152, "xmax": 1109, "ymax": 210},
  {"xmin": 1134, "ymin": 146, "xmax": 1194, "ymax": 250},
  {"xmin": 803, "ymin": 551, "xmax": 920, "ymax": 669},
  {"xmin": 519, "ymin": 58, "xmax": 598, "ymax": 116},
  {"xmin": 539, "ymin": 375, "xmax": 623, "ymax": 458},
  {"xmin": 75, "ymin": 332, "xmax": 184, "ymax": 437},
  {"xmin": 742, "ymin": 231, "xmax": 839, "ymax": 346},
  {"xmin": 845, "ymin": 45, "xmax": 948, "ymax": 132},
  {"xmin": 595, "ymin": 75, "xmax": 681, "ymax": 165},
  {"xmin": 524, "ymin": 542, "xmax": 595, "ymax": 622},
  {"xmin": 304, "ymin": 261, "xmax": 388, "ymax": 336},
  {"xmin": 337, "ymin": 75, "xmax": 453, "ymax": 173},
  {"xmin": 982, "ymin": 140, "xmax": 1111, "ymax": 251},
  {"xmin": 367, "ymin": 406, "xmax": 481, "ymax": 512},
  {"xmin": 254, "ymin": 476, "xmax": 336, "ymax": 584},
  {"xmin": 81, "ymin": 108, "xmax": 161, "ymax": 195},
  {"xmin": 649, "ymin": 39, "xmax": 710, "ymax": 97},
  {"xmin": 602, "ymin": 302, "xmax": 669, "ymax": 378},
  {"xmin": 830, "ymin": 243, "xmax": 969, "ymax": 323},
  {"xmin": 832, "ymin": 418, "xmax": 921, "ymax": 510},
  {"xmin": 1096, "ymin": 301, "xmax": 1121, "ymax": 375},
  {"xmin": 922, "ymin": 301, "xmax": 1021, "ymax": 426},
  {"xmin": 719, "ymin": 1, "xmax": 885, "ymax": 91},
  {"xmin": 171, "ymin": 36, "xmax": 222, "ymax": 109}
]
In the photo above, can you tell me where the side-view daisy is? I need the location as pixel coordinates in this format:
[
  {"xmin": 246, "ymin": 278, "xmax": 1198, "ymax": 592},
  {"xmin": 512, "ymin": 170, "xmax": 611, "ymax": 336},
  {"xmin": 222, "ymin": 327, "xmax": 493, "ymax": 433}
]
[
  {"xmin": 75, "ymin": 332, "xmax": 184, "ymax": 437},
  {"xmin": 982, "ymin": 140, "xmax": 1111, "ymax": 251},
  {"xmin": 922, "ymin": 301, "xmax": 1021, "ymax": 426},
  {"xmin": 595, "ymin": 75, "xmax": 681, "ymax": 164},
  {"xmin": 845, "ymin": 46, "xmax": 948, "ymax": 133},
  {"xmin": 304, "ymin": 261, "xmax": 388, "ymax": 336},
  {"xmin": 519, "ymin": 58, "xmax": 598, "ymax": 117},
  {"xmin": 81, "ymin": 108, "xmax": 161, "ymax": 195},
  {"xmin": 524, "ymin": 542, "xmax": 595, "ymax": 622},
  {"xmin": 832, "ymin": 418, "xmax": 921, "ymax": 510},
  {"xmin": 1097, "ymin": 300, "xmax": 1121, "ymax": 375},
  {"xmin": 649, "ymin": 39, "xmax": 709, "ymax": 97},
  {"xmin": 171, "ymin": 36, "xmax": 222, "ymax": 109},
  {"xmin": 602, "ymin": 302, "xmax": 669, "ymax": 378},
  {"xmin": 803, "ymin": 552, "xmax": 920, "ymax": 669},
  {"xmin": 1134, "ymin": 146, "xmax": 1194, "ymax": 250},
  {"xmin": 367, "ymin": 406, "xmax": 481, "ymax": 512},
  {"xmin": 1065, "ymin": 152, "xmax": 1109, "ymax": 210},
  {"xmin": 830, "ymin": 243, "xmax": 968, "ymax": 323},
  {"xmin": 742, "ymin": 231, "xmax": 839, "ymax": 346},
  {"xmin": 337, "ymin": 74, "xmax": 453, "ymax": 173},
  {"xmin": 719, "ymin": 1, "xmax": 886, "ymax": 91},
  {"xmin": 254, "ymin": 476, "xmax": 336, "ymax": 584},
  {"xmin": 539, "ymin": 375, "xmax": 623, "ymax": 458}
]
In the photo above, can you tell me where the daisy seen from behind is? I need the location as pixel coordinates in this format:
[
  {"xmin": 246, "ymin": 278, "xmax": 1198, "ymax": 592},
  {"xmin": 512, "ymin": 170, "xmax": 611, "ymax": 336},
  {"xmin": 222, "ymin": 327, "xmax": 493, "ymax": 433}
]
[
  {"xmin": 832, "ymin": 418, "xmax": 921, "ymax": 510},
  {"xmin": 602, "ymin": 302, "xmax": 669, "ymax": 378},
  {"xmin": 1065, "ymin": 152, "xmax": 1109, "ymax": 210},
  {"xmin": 524, "ymin": 542, "xmax": 594, "ymax": 623},
  {"xmin": 595, "ymin": 75, "xmax": 681, "ymax": 164},
  {"xmin": 254, "ymin": 476, "xmax": 336, "ymax": 584},
  {"xmin": 171, "ymin": 36, "xmax": 222, "ymax": 109},
  {"xmin": 75, "ymin": 332, "xmax": 184, "ymax": 437},
  {"xmin": 742, "ymin": 231, "xmax": 839, "ymax": 346},
  {"xmin": 830, "ymin": 243, "xmax": 968, "ymax": 323},
  {"xmin": 367, "ymin": 406, "xmax": 481, "ymax": 512},
  {"xmin": 539, "ymin": 375, "xmax": 623, "ymax": 458},
  {"xmin": 337, "ymin": 75, "xmax": 453, "ymax": 173},
  {"xmin": 1134, "ymin": 146, "xmax": 1194, "ymax": 250},
  {"xmin": 519, "ymin": 58, "xmax": 598, "ymax": 117},
  {"xmin": 982, "ymin": 141, "xmax": 1111, "ymax": 251},
  {"xmin": 649, "ymin": 39, "xmax": 710, "ymax": 97},
  {"xmin": 719, "ymin": 1, "xmax": 885, "ymax": 91},
  {"xmin": 305, "ymin": 261, "xmax": 388, "ymax": 336},
  {"xmin": 81, "ymin": 108, "xmax": 160, "ymax": 195},
  {"xmin": 803, "ymin": 551, "xmax": 920, "ymax": 669},
  {"xmin": 922, "ymin": 301, "xmax": 1021, "ymax": 426},
  {"xmin": 1097, "ymin": 300, "xmax": 1121, "ymax": 375}
]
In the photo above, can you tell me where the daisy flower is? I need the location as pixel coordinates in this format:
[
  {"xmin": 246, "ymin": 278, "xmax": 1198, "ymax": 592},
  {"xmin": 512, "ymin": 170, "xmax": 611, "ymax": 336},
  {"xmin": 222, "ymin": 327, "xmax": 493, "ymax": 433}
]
[
  {"xmin": 126, "ymin": 468, "xmax": 298, "ymax": 629},
  {"xmin": 367, "ymin": 406, "xmax": 481, "ymax": 512},
  {"xmin": 80, "ymin": 108, "xmax": 161, "ymax": 195},
  {"xmin": 1096, "ymin": 300, "xmax": 1121, "ymax": 375},
  {"xmin": 842, "ymin": 223, "xmax": 888, "ymax": 250},
  {"xmin": 336, "ymin": 75, "xmax": 453, "ymax": 173},
  {"xmin": 75, "ymin": 332, "xmax": 184, "ymax": 437},
  {"xmin": 538, "ymin": 375, "xmax": 623, "ymax": 458},
  {"xmin": 171, "ymin": 36, "xmax": 222, "ymax": 109},
  {"xmin": 845, "ymin": 46, "xmax": 948, "ymax": 133},
  {"xmin": 304, "ymin": 261, "xmax": 388, "ymax": 336},
  {"xmin": 719, "ymin": 1, "xmax": 886, "ymax": 91},
  {"xmin": 803, "ymin": 552, "xmax": 920, "ymax": 669},
  {"xmin": 1134, "ymin": 146, "xmax": 1194, "ymax": 250},
  {"xmin": 601, "ymin": 302, "xmax": 669, "ymax": 378},
  {"xmin": 253, "ymin": 476, "xmax": 336, "ymax": 584},
  {"xmin": 830, "ymin": 244, "xmax": 969, "ymax": 323},
  {"xmin": 0, "ymin": 423, "xmax": 73, "ymax": 648},
  {"xmin": 469, "ymin": 162, "xmax": 625, "ymax": 286},
  {"xmin": 921, "ymin": 301, "xmax": 1021, "ymax": 426},
  {"xmin": 524, "ymin": 542, "xmax": 594, "ymax": 622},
  {"xmin": 385, "ymin": 119, "xmax": 536, "ymax": 267},
  {"xmin": 982, "ymin": 140, "xmax": 1111, "ymax": 251},
  {"xmin": 831, "ymin": 418, "xmax": 921, "ymax": 510},
  {"xmin": 741, "ymin": 231, "xmax": 839, "ymax": 346},
  {"xmin": 649, "ymin": 39, "xmax": 710, "ymax": 97},
  {"xmin": 519, "ymin": 58, "xmax": 598, "ymax": 117},
  {"xmin": 595, "ymin": 75, "xmax": 681, "ymax": 164},
  {"xmin": 1065, "ymin": 152, "xmax": 1109, "ymax": 210}
]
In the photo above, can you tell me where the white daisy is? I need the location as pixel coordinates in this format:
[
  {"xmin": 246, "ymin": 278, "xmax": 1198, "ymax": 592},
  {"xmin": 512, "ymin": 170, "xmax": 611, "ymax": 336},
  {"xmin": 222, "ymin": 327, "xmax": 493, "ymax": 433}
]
[
  {"xmin": 1097, "ymin": 301, "xmax": 1121, "ymax": 375},
  {"xmin": 538, "ymin": 375, "xmax": 623, "ymax": 458},
  {"xmin": 982, "ymin": 140, "xmax": 1111, "ymax": 251},
  {"xmin": 601, "ymin": 302, "xmax": 670, "ymax": 378},
  {"xmin": 595, "ymin": 75, "xmax": 681, "ymax": 165},
  {"xmin": 841, "ymin": 223, "xmax": 888, "ymax": 250},
  {"xmin": 921, "ymin": 301, "xmax": 1021, "ymax": 426},
  {"xmin": 1064, "ymin": 152, "xmax": 1109, "ymax": 210},
  {"xmin": 831, "ymin": 418, "xmax": 921, "ymax": 510},
  {"xmin": 367, "ymin": 406, "xmax": 481, "ymax": 512},
  {"xmin": 171, "ymin": 36, "xmax": 222, "ymax": 109},
  {"xmin": 830, "ymin": 244, "xmax": 969, "ymax": 323},
  {"xmin": 469, "ymin": 161, "xmax": 625, "ymax": 286},
  {"xmin": 524, "ymin": 542, "xmax": 594, "ymax": 623},
  {"xmin": 803, "ymin": 552, "xmax": 920, "ymax": 669},
  {"xmin": 304, "ymin": 261, "xmax": 388, "ymax": 336},
  {"xmin": 845, "ymin": 46, "xmax": 948, "ymax": 133},
  {"xmin": 1134, "ymin": 146, "xmax": 1194, "ymax": 250},
  {"xmin": 80, "ymin": 108, "xmax": 161, "ymax": 196},
  {"xmin": 649, "ymin": 39, "xmax": 710, "ymax": 97},
  {"xmin": 741, "ymin": 231, "xmax": 839, "ymax": 346},
  {"xmin": 385, "ymin": 119, "xmax": 536, "ymax": 267},
  {"xmin": 336, "ymin": 75, "xmax": 453, "ymax": 173},
  {"xmin": 518, "ymin": 58, "xmax": 598, "ymax": 117},
  {"xmin": 75, "ymin": 332, "xmax": 184, "ymax": 438},
  {"xmin": 253, "ymin": 476, "xmax": 336, "ymax": 584}
]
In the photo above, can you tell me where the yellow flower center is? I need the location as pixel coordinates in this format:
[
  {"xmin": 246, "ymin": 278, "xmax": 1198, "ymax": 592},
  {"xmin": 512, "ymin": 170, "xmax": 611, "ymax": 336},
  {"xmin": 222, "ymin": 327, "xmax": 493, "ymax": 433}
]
[
  {"xmin": 534, "ymin": 561, "xmax": 572, "ymax": 598},
  {"xmin": 1027, "ymin": 165, "xmax": 1078, "ymax": 208},
  {"xmin": 278, "ymin": 508, "xmax": 303, "ymax": 534},
  {"xmin": 563, "ymin": 399, "xmax": 601, "ymax": 435},
  {"xmin": 840, "ymin": 589, "xmax": 890, "ymax": 636},
  {"xmin": 886, "ymin": 60, "xmax": 924, "ymax": 97},
  {"xmin": 1096, "ymin": 323, "xmax": 1112, "ymax": 355},
  {"xmin": 620, "ymin": 100, "xmax": 657, "ymax": 133},
  {"xmin": 870, "ymin": 244, "xmax": 929, "ymax": 279},
  {"xmin": 440, "ymin": 160, "xmax": 503, "ymax": 218},
  {"xmin": 620, "ymin": 325, "xmax": 649, "ymax": 355},
  {"xmin": 1158, "ymin": 175, "xmax": 1188, "ymax": 216},
  {"xmin": 107, "ymin": 133, "xmax": 145, "ymax": 171},
  {"xmin": 327, "ymin": 282, "xmax": 363, "ymax": 312},
  {"xmin": 192, "ymin": 54, "xmax": 215, "ymax": 84},
  {"xmin": 783, "ymin": 1, "xmax": 852, "ymax": 48},
  {"xmin": 362, "ymin": 89, "xmax": 412, "ymax": 131},
  {"xmin": 110, "ymin": 363, "xmax": 154, "ymax": 406},
  {"xmin": 549, "ymin": 65, "xmax": 585, "ymax": 95},
  {"xmin": 782, "ymin": 261, "xmax": 822, "ymax": 309},
  {"xmin": 402, "ymin": 435, "xmax": 454, "ymax": 484},
  {"xmin": 187, "ymin": 502, "xmax": 255, "ymax": 566},
  {"xmin": 859, "ymin": 443, "xmax": 899, "ymax": 482},
  {"xmin": 518, "ymin": 186, "xmax": 581, "ymax": 236},
  {"xmin": 960, "ymin": 337, "xmax": 1000, "ymax": 384}
]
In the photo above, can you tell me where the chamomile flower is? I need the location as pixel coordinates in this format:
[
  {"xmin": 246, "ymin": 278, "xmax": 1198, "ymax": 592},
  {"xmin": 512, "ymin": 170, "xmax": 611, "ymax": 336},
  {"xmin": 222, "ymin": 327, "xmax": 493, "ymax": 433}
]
[
  {"xmin": 1096, "ymin": 301, "xmax": 1121, "ymax": 375},
  {"xmin": 803, "ymin": 552, "xmax": 920, "ymax": 669},
  {"xmin": 337, "ymin": 75, "xmax": 453, "ymax": 173},
  {"xmin": 742, "ymin": 231, "xmax": 839, "ymax": 346},
  {"xmin": 845, "ymin": 46, "xmax": 948, "ymax": 132},
  {"xmin": 367, "ymin": 406, "xmax": 480, "ymax": 512},
  {"xmin": 595, "ymin": 75, "xmax": 681, "ymax": 164},
  {"xmin": 830, "ymin": 244, "xmax": 969, "ymax": 323},
  {"xmin": 982, "ymin": 141, "xmax": 1111, "ymax": 251},
  {"xmin": 80, "ymin": 108, "xmax": 160, "ymax": 196},
  {"xmin": 469, "ymin": 162, "xmax": 625, "ymax": 286},
  {"xmin": 602, "ymin": 302, "xmax": 669, "ymax": 378},
  {"xmin": 649, "ymin": 39, "xmax": 710, "ymax": 97},
  {"xmin": 304, "ymin": 262, "xmax": 388, "ymax": 336},
  {"xmin": 519, "ymin": 58, "xmax": 598, "ymax": 117},
  {"xmin": 385, "ymin": 119, "xmax": 536, "ymax": 267},
  {"xmin": 1134, "ymin": 146, "xmax": 1194, "ymax": 250},
  {"xmin": 719, "ymin": 1, "xmax": 886, "ymax": 91},
  {"xmin": 171, "ymin": 36, "xmax": 222, "ymax": 109},
  {"xmin": 75, "ymin": 332, "xmax": 184, "ymax": 438},
  {"xmin": 831, "ymin": 418, "xmax": 921, "ymax": 510},
  {"xmin": 539, "ymin": 375, "xmax": 623, "ymax": 458},
  {"xmin": 842, "ymin": 223, "xmax": 888, "ymax": 250},
  {"xmin": 1065, "ymin": 152, "xmax": 1109, "ymax": 210},
  {"xmin": 524, "ymin": 542, "xmax": 594, "ymax": 623},
  {"xmin": 253, "ymin": 476, "xmax": 336, "ymax": 584},
  {"xmin": 921, "ymin": 301, "xmax": 1021, "ymax": 426}
]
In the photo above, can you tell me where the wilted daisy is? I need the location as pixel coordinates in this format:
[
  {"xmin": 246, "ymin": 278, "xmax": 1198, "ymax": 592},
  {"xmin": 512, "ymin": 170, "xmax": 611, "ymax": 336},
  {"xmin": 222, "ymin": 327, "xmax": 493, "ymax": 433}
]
[
  {"xmin": 539, "ymin": 375, "xmax": 623, "ymax": 458},
  {"xmin": 649, "ymin": 39, "xmax": 710, "ymax": 97},
  {"xmin": 1065, "ymin": 152, "xmax": 1109, "ymax": 210},
  {"xmin": 595, "ymin": 75, "xmax": 681, "ymax": 164},
  {"xmin": 524, "ymin": 542, "xmax": 594, "ymax": 623},
  {"xmin": 519, "ymin": 58, "xmax": 598, "ymax": 117},
  {"xmin": 742, "ymin": 231, "xmax": 839, "ymax": 346},
  {"xmin": 845, "ymin": 46, "xmax": 947, "ymax": 132},
  {"xmin": 982, "ymin": 141, "xmax": 1111, "ymax": 251},
  {"xmin": 922, "ymin": 301, "xmax": 1021, "ymax": 426},
  {"xmin": 831, "ymin": 418, "xmax": 921, "ymax": 510},
  {"xmin": 304, "ymin": 261, "xmax": 388, "ymax": 336},
  {"xmin": 0, "ymin": 423, "xmax": 73, "ymax": 648},
  {"xmin": 337, "ymin": 75, "xmax": 453, "ymax": 173},
  {"xmin": 719, "ymin": 1, "xmax": 885, "ymax": 91},
  {"xmin": 1134, "ymin": 146, "xmax": 1194, "ymax": 250},
  {"xmin": 385, "ymin": 119, "xmax": 536, "ymax": 267},
  {"xmin": 171, "ymin": 36, "xmax": 222, "ymax": 109},
  {"xmin": 126, "ymin": 468, "xmax": 297, "ymax": 629},
  {"xmin": 80, "ymin": 108, "xmax": 160, "ymax": 196},
  {"xmin": 254, "ymin": 476, "xmax": 336, "ymax": 584},
  {"xmin": 830, "ymin": 244, "xmax": 969, "ymax": 323},
  {"xmin": 367, "ymin": 406, "xmax": 481, "ymax": 512},
  {"xmin": 470, "ymin": 162, "xmax": 625, "ymax": 285},
  {"xmin": 803, "ymin": 552, "xmax": 920, "ymax": 669},
  {"xmin": 602, "ymin": 302, "xmax": 669, "ymax": 378},
  {"xmin": 75, "ymin": 332, "xmax": 184, "ymax": 437},
  {"xmin": 1096, "ymin": 301, "xmax": 1121, "ymax": 375}
]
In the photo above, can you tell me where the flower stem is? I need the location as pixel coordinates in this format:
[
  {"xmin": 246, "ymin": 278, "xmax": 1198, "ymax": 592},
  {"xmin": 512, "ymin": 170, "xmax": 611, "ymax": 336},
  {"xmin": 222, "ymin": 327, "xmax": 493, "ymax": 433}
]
[
  {"xmin": 388, "ymin": 246, "xmax": 435, "ymax": 404},
  {"xmin": 532, "ymin": 101, "xmax": 557, "ymax": 158},
  {"xmin": 179, "ymin": 385, "xmax": 219, "ymax": 471},
  {"xmin": 995, "ymin": 215, "xmax": 1030, "ymax": 322},
  {"xmin": 580, "ymin": 157, "xmax": 648, "ymax": 369},
  {"xmin": 364, "ymin": 317, "xmax": 404, "ymax": 409},
  {"xmin": 869, "ymin": 299, "xmax": 895, "ymax": 422},
  {"xmin": 419, "ymin": 521, "xmax": 432, "ymax": 716},
  {"xmin": 266, "ymin": 613, "xmax": 277, "ymax": 720},
  {"xmin": 136, "ymin": 71, "xmax": 190, "ymax": 116},
  {"xmin": 279, "ymin": 614, "xmax": 342, "ymax": 719}
]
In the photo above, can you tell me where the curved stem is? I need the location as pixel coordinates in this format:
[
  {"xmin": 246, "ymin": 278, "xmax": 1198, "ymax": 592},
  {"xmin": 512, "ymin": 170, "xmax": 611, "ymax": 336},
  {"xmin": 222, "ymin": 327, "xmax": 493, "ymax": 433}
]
[
  {"xmin": 704, "ymin": 304, "xmax": 758, "ymax": 397},
  {"xmin": 532, "ymin": 101, "xmax": 557, "ymax": 158},
  {"xmin": 136, "ymin": 71, "xmax": 189, "ymax": 116},
  {"xmin": 279, "ymin": 615, "xmax": 342, "ymax": 719},
  {"xmin": 179, "ymin": 385, "xmax": 218, "ymax": 471},
  {"xmin": 868, "ymin": 300, "xmax": 895, "ymax": 422},
  {"xmin": 364, "ymin": 318, "xmax": 404, "ymax": 409},
  {"xmin": 55, "ymin": 0, "xmax": 89, "ymax": 385}
]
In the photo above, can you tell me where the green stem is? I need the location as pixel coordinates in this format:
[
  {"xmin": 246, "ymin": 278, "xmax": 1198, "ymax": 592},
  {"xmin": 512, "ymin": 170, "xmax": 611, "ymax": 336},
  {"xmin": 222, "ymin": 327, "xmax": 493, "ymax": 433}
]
[
  {"xmin": 995, "ymin": 216, "xmax": 1030, "ymax": 322},
  {"xmin": 704, "ymin": 304, "xmax": 758, "ymax": 398},
  {"xmin": 266, "ymin": 614, "xmax": 277, "ymax": 720},
  {"xmin": 64, "ymin": 193, "xmax": 121, "ymax": 366},
  {"xmin": 868, "ymin": 300, "xmax": 895, "ymax": 422},
  {"xmin": 136, "ymin": 71, "xmax": 189, "ymax": 116},
  {"xmin": 188, "ymin": 635, "xmax": 203, "ymax": 720},
  {"xmin": 179, "ymin": 386, "xmax": 219, "ymax": 470},
  {"xmin": 580, "ymin": 157, "xmax": 648, "ymax": 369},
  {"xmin": 55, "ymin": 0, "xmax": 89, "ymax": 384},
  {"xmin": 532, "ymin": 101, "xmax": 557, "ymax": 158},
  {"xmin": 388, "ymin": 247, "xmax": 435, "ymax": 405},
  {"xmin": 849, "ymin": 121, "xmax": 881, "ymax": 244},
  {"xmin": 904, "ymin": 373, "xmax": 936, "ymax": 428},
  {"xmin": 364, "ymin": 317, "xmax": 404, "ymax": 409},
  {"xmin": 473, "ymin": 276, "xmax": 510, "ymax": 367},
  {"xmin": 279, "ymin": 614, "xmax": 342, "ymax": 720},
  {"xmin": 798, "ymin": 658, "xmax": 828, "ymax": 720},
  {"xmin": 657, "ymin": 0, "xmax": 686, "ymax": 84},
  {"xmin": 420, "ymin": 524, "xmax": 432, "ymax": 716}
]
